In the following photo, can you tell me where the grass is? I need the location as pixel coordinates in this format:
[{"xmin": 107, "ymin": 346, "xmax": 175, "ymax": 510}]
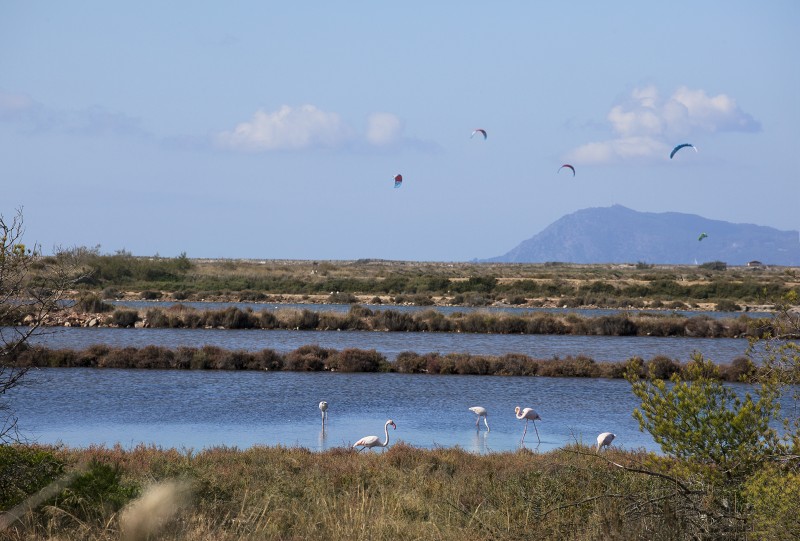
[{"xmin": 0, "ymin": 443, "xmax": 765, "ymax": 540}]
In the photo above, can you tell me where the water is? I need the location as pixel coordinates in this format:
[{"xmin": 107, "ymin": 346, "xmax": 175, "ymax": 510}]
[
  {"xmin": 22, "ymin": 326, "xmax": 749, "ymax": 363},
  {"xmin": 11, "ymin": 368, "xmax": 652, "ymax": 453},
  {"xmin": 7, "ymin": 319, "xmax": 766, "ymax": 455}
]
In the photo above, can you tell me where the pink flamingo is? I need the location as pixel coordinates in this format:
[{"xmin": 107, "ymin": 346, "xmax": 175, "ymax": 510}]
[
  {"xmin": 515, "ymin": 406, "xmax": 541, "ymax": 444},
  {"xmin": 353, "ymin": 420, "xmax": 396, "ymax": 451}
]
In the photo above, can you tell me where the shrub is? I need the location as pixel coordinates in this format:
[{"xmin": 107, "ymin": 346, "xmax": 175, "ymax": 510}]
[
  {"xmin": 253, "ymin": 349, "xmax": 284, "ymax": 371},
  {"xmin": 493, "ymin": 353, "xmax": 538, "ymax": 376},
  {"xmin": 222, "ymin": 307, "xmax": 256, "ymax": 329},
  {"xmin": 145, "ymin": 308, "xmax": 168, "ymax": 328},
  {"xmin": 393, "ymin": 351, "xmax": 428, "ymax": 373},
  {"xmin": 328, "ymin": 348, "xmax": 388, "ymax": 372},
  {"xmin": 139, "ymin": 290, "xmax": 162, "ymax": 300},
  {"xmin": 111, "ymin": 309, "xmax": 139, "ymax": 327},
  {"xmin": 715, "ymin": 299, "xmax": 741, "ymax": 312},
  {"xmin": 133, "ymin": 345, "xmax": 172, "ymax": 369},
  {"xmin": 327, "ymin": 291, "xmax": 358, "ymax": 304},
  {"xmin": 595, "ymin": 315, "xmax": 638, "ymax": 336},
  {"xmin": 538, "ymin": 355, "xmax": 599, "ymax": 377},
  {"xmin": 284, "ymin": 345, "xmax": 333, "ymax": 371},
  {"xmin": 646, "ymin": 355, "xmax": 680, "ymax": 380},
  {"xmin": 699, "ymin": 260, "xmax": 727, "ymax": 271},
  {"xmin": 100, "ymin": 287, "xmax": 120, "ymax": 300},
  {"xmin": 375, "ymin": 310, "xmax": 416, "ymax": 332},
  {"xmin": 0, "ymin": 445, "xmax": 64, "ymax": 509},
  {"xmin": 722, "ymin": 356, "xmax": 757, "ymax": 382},
  {"xmin": 49, "ymin": 460, "xmax": 138, "ymax": 524},
  {"xmin": 75, "ymin": 293, "xmax": 114, "ymax": 313},
  {"xmin": 526, "ymin": 314, "xmax": 568, "ymax": 334},
  {"xmin": 451, "ymin": 353, "xmax": 493, "ymax": 375}
]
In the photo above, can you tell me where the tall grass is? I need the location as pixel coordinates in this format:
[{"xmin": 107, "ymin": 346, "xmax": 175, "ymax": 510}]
[{"xmin": 2, "ymin": 443, "xmax": 772, "ymax": 540}]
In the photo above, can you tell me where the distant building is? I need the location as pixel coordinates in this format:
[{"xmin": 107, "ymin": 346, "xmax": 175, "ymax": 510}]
[{"xmin": 747, "ymin": 260, "xmax": 764, "ymax": 268}]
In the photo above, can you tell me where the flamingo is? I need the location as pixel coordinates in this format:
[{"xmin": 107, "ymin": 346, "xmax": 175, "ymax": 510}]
[
  {"xmin": 319, "ymin": 401, "xmax": 328, "ymax": 426},
  {"xmin": 353, "ymin": 420, "xmax": 396, "ymax": 451},
  {"xmin": 596, "ymin": 432, "xmax": 615, "ymax": 452},
  {"xmin": 515, "ymin": 406, "xmax": 541, "ymax": 444},
  {"xmin": 468, "ymin": 406, "xmax": 489, "ymax": 431}
]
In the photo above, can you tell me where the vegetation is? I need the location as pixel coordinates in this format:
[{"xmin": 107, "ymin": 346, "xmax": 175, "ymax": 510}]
[
  {"xmin": 46, "ymin": 252, "xmax": 799, "ymax": 310},
  {"xmin": 2, "ymin": 442, "xmax": 791, "ymax": 540},
  {"xmin": 5, "ymin": 344, "xmax": 761, "ymax": 382},
  {"xmin": 623, "ymin": 299, "xmax": 799, "ymax": 539},
  {"xmin": 22, "ymin": 302, "xmax": 767, "ymax": 338}
]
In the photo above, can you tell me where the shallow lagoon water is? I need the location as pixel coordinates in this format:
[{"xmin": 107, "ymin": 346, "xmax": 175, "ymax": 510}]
[{"xmin": 13, "ymin": 368, "xmax": 652, "ymax": 453}]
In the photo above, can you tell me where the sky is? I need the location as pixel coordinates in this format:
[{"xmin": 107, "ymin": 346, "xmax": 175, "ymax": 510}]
[{"xmin": 1, "ymin": 2, "xmax": 798, "ymax": 261}]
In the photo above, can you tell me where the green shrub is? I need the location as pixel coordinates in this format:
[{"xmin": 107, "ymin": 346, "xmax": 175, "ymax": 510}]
[
  {"xmin": 49, "ymin": 460, "xmax": 138, "ymax": 524},
  {"xmin": 0, "ymin": 445, "xmax": 64, "ymax": 509}
]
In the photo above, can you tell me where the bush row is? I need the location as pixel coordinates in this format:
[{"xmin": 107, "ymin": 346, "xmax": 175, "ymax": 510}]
[
  {"xmin": 8, "ymin": 344, "xmax": 756, "ymax": 381},
  {"xmin": 105, "ymin": 305, "xmax": 760, "ymax": 338}
]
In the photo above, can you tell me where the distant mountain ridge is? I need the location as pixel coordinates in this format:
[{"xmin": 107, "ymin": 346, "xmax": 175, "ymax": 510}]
[{"xmin": 485, "ymin": 205, "xmax": 800, "ymax": 265}]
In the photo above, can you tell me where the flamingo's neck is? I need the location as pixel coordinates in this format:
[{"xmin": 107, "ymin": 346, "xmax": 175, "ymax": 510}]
[{"xmin": 382, "ymin": 422, "xmax": 393, "ymax": 447}]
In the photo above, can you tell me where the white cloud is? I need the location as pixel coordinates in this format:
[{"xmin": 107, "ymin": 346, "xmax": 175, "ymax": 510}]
[
  {"xmin": 216, "ymin": 105, "xmax": 354, "ymax": 151},
  {"xmin": 365, "ymin": 112, "xmax": 403, "ymax": 146},
  {"xmin": 566, "ymin": 85, "xmax": 760, "ymax": 164}
]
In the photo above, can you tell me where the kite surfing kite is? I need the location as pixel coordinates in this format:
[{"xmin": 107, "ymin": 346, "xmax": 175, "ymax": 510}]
[
  {"xmin": 471, "ymin": 129, "xmax": 487, "ymax": 140},
  {"xmin": 670, "ymin": 143, "xmax": 697, "ymax": 159},
  {"xmin": 698, "ymin": 232, "xmax": 708, "ymax": 242},
  {"xmin": 558, "ymin": 164, "xmax": 575, "ymax": 176},
  {"xmin": 393, "ymin": 174, "xmax": 403, "ymax": 188}
]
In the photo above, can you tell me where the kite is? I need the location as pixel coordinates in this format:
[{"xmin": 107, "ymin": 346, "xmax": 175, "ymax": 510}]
[
  {"xmin": 698, "ymin": 233, "xmax": 708, "ymax": 242},
  {"xmin": 471, "ymin": 129, "xmax": 487, "ymax": 140},
  {"xmin": 558, "ymin": 164, "xmax": 575, "ymax": 176},
  {"xmin": 394, "ymin": 174, "xmax": 403, "ymax": 188},
  {"xmin": 670, "ymin": 143, "xmax": 697, "ymax": 159}
]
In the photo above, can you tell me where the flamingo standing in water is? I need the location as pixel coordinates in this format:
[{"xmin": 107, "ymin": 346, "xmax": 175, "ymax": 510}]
[
  {"xmin": 319, "ymin": 401, "xmax": 328, "ymax": 426},
  {"xmin": 353, "ymin": 420, "xmax": 396, "ymax": 451},
  {"xmin": 469, "ymin": 406, "xmax": 490, "ymax": 431},
  {"xmin": 515, "ymin": 407, "xmax": 541, "ymax": 444},
  {"xmin": 596, "ymin": 432, "xmax": 615, "ymax": 452}
]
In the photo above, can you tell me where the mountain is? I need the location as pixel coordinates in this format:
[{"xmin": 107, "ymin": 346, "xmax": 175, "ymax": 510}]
[{"xmin": 485, "ymin": 205, "xmax": 800, "ymax": 265}]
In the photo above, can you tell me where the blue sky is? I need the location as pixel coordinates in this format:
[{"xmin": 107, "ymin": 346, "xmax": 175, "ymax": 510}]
[{"xmin": 2, "ymin": 2, "xmax": 798, "ymax": 261}]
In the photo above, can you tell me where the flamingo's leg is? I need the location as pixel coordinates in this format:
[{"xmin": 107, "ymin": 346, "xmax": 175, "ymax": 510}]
[{"xmin": 532, "ymin": 421, "xmax": 541, "ymax": 444}]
